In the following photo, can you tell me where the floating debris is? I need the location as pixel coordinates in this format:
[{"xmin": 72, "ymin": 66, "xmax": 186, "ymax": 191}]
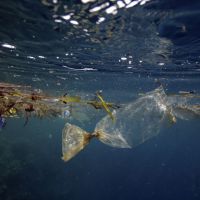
[{"xmin": 1, "ymin": 83, "xmax": 200, "ymax": 162}]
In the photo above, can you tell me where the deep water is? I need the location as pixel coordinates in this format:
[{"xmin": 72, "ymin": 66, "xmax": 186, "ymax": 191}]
[{"xmin": 0, "ymin": 0, "xmax": 200, "ymax": 200}]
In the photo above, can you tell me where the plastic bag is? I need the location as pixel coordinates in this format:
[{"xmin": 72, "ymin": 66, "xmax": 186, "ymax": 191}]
[
  {"xmin": 61, "ymin": 87, "xmax": 174, "ymax": 161},
  {"xmin": 95, "ymin": 86, "xmax": 172, "ymax": 148},
  {"xmin": 62, "ymin": 123, "xmax": 92, "ymax": 162},
  {"xmin": 61, "ymin": 87, "xmax": 200, "ymax": 162}
]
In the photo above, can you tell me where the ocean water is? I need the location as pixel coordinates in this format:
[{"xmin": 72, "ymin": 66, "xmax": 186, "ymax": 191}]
[{"xmin": 0, "ymin": 0, "xmax": 200, "ymax": 200}]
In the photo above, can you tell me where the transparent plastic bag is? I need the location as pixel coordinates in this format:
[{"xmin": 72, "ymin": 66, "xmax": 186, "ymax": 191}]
[
  {"xmin": 95, "ymin": 86, "xmax": 172, "ymax": 148},
  {"xmin": 62, "ymin": 123, "xmax": 92, "ymax": 162},
  {"xmin": 61, "ymin": 87, "xmax": 174, "ymax": 161},
  {"xmin": 61, "ymin": 87, "xmax": 200, "ymax": 162}
]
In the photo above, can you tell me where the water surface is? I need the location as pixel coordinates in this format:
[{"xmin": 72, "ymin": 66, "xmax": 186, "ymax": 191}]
[{"xmin": 0, "ymin": 0, "xmax": 200, "ymax": 200}]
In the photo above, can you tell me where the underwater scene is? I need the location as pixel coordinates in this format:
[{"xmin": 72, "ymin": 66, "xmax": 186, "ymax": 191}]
[{"xmin": 1, "ymin": 0, "xmax": 200, "ymax": 200}]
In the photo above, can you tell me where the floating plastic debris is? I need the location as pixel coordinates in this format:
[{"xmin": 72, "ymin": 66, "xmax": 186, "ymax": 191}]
[
  {"xmin": 62, "ymin": 123, "xmax": 93, "ymax": 161},
  {"xmin": 1, "ymin": 82, "xmax": 200, "ymax": 162},
  {"xmin": 61, "ymin": 86, "xmax": 200, "ymax": 162}
]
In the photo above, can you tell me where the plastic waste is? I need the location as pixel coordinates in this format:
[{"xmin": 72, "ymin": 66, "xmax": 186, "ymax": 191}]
[
  {"xmin": 95, "ymin": 87, "xmax": 200, "ymax": 150},
  {"xmin": 94, "ymin": 86, "xmax": 172, "ymax": 148},
  {"xmin": 62, "ymin": 86, "xmax": 200, "ymax": 162},
  {"xmin": 61, "ymin": 86, "xmax": 177, "ymax": 161},
  {"xmin": 62, "ymin": 123, "xmax": 95, "ymax": 162},
  {"xmin": 1, "ymin": 82, "xmax": 200, "ymax": 162}
]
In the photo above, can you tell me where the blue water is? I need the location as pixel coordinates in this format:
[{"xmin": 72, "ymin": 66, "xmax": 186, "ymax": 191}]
[{"xmin": 0, "ymin": 0, "xmax": 200, "ymax": 199}]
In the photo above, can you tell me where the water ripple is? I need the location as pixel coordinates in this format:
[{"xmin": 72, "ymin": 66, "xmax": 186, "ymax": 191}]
[{"xmin": 0, "ymin": 0, "xmax": 200, "ymax": 83}]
